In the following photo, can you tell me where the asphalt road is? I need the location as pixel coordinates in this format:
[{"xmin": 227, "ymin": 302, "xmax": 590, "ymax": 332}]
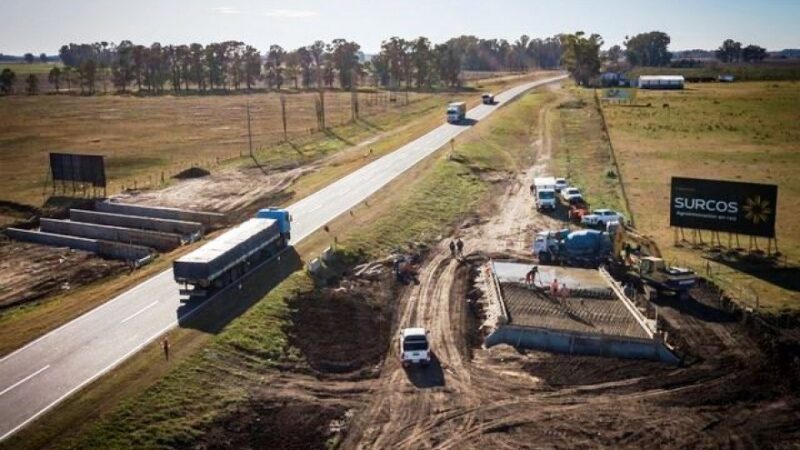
[{"xmin": 0, "ymin": 74, "xmax": 566, "ymax": 441}]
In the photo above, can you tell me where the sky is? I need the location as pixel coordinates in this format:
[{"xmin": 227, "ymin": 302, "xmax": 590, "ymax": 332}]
[{"xmin": 1, "ymin": 0, "xmax": 798, "ymax": 55}]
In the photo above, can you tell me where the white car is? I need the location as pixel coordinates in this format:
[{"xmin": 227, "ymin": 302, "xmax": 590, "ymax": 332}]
[
  {"xmin": 399, "ymin": 327, "xmax": 431, "ymax": 367},
  {"xmin": 581, "ymin": 209, "xmax": 625, "ymax": 227},
  {"xmin": 561, "ymin": 187, "xmax": 582, "ymax": 203},
  {"xmin": 554, "ymin": 178, "xmax": 569, "ymax": 193}
]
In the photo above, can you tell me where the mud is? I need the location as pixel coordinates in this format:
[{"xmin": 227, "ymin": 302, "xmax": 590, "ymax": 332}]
[{"xmin": 0, "ymin": 240, "xmax": 125, "ymax": 308}]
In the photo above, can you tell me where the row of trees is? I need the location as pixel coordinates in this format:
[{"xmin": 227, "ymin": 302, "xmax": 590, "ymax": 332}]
[
  {"xmin": 43, "ymin": 35, "xmax": 564, "ymax": 95},
  {"xmin": 716, "ymin": 39, "xmax": 768, "ymax": 63}
]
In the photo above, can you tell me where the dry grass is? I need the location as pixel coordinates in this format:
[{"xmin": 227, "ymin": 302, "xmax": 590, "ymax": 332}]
[{"xmin": 602, "ymin": 81, "xmax": 800, "ymax": 313}]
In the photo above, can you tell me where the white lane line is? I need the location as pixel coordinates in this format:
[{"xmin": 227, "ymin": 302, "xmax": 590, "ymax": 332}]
[
  {"xmin": 0, "ymin": 366, "xmax": 50, "ymax": 398},
  {"xmin": 119, "ymin": 301, "xmax": 159, "ymax": 325}
]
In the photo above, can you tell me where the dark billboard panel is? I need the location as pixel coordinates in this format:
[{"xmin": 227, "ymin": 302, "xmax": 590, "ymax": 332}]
[
  {"xmin": 670, "ymin": 177, "xmax": 777, "ymax": 237},
  {"xmin": 49, "ymin": 153, "xmax": 106, "ymax": 187}
]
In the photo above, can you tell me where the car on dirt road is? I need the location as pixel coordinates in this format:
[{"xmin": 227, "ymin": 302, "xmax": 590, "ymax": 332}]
[
  {"xmin": 581, "ymin": 209, "xmax": 625, "ymax": 228},
  {"xmin": 560, "ymin": 187, "xmax": 582, "ymax": 203},
  {"xmin": 399, "ymin": 327, "xmax": 431, "ymax": 367},
  {"xmin": 554, "ymin": 177, "xmax": 569, "ymax": 193}
]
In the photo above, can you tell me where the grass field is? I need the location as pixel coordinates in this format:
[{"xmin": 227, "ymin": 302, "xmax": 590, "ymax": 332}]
[
  {"xmin": 627, "ymin": 61, "xmax": 800, "ymax": 81},
  {"xmin": 0, "ymin": 62, "xmax": 61, "ymax": 75},
  {"xmin": 3, "ymin": 86, "xmax": 556, "ymax": 450},
  {"xmin": 601, "ymin": 81, "xmax": 800, "ymax": 313}
]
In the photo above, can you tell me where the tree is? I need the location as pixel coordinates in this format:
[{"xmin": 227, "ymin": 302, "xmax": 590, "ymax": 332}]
[
  {"xmin": 62, "ymin": 66, "xmax": 73, "ymax": 92},
  {"xmin": 25, "ymin": 74, "xmax": 38, "ymax": 95},
  {"xmin": 284, "ymin": 51, "xmax": 300, "ymax": 89},
  {"xmin": 188, "ymin": 43, "xmax": 206, "ymax": 91},
  {"xmin": 624, "ymin": 31, "xmax": 672, "ymax": 66},
  {"xmin": 296, "ymin": 47, "xmax": 313, "ymax": 88},
  {"xmin": 380, "ymin": 37, "xmax": 408, "ymax": 88},
  {"xmin": 308, "ymin": 40, "xmax": 326, "ymax": 87},
  {"xmin": 715, "ymin": 39, "xmax": 742, "ymax": 63},
  {"xmin": 606, "ymin": 45, "xmax": 622, "ymax": 63},
  {"xmin": 411, "ymin": 37, "xmax": 433, "ymax": 88},
  {"xmin": 39, "ymin": 53, "xmax": 48, "ymax": 63},
  {"xmin": 742, "ymin": 44, "xmax": 767, "ymax": 62},
  {"xmin": 434, "ymin": 43, "xmax": 461, "ymax": 87},
  {"xmin": 329, "ymin": 39, "xmax": 361, "ymax": 90},
  {"xmin": 560, "ymin": 31, "xmax": 602, "ymax": 85},
  {"xmin": 0, "ymin": 68, "xmax": 16, "ymax": 94},
  {"xmin": 24, "ymin": 53, "xmax": 35, "ymax": 64},
  {"xmin": 79, "ymin": 58, "xmax": 97, "ymax": 94},
  {"xmin": 243, "ymin": 45, "xmax": 261, "ymax": 89},
  {"xmin": 265, "ymin": 45, "xmax": 286, "ymax": 89},
  {"xmin": 111, "ymin": 40, "xmax": 135, "ymax": 92},
  {"xmin": 48, "ymin": 67, "xmax": 62, "ymax": 92}
]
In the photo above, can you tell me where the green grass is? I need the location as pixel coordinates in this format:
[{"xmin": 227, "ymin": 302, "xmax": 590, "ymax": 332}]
[
  {"xmin": 19, "ymin": 88, "xmax": 554, "ymax": 450},
  {"xmin": 627, "ymin": 62, "xmax": 800, "ymax": 81},
  {"xmin": 601, "ymin": 81, "xmax": 800, "ymax": 313},
  {"xmin": 0, "ymin": 62, "xmax": 62, "ymax": 75}
]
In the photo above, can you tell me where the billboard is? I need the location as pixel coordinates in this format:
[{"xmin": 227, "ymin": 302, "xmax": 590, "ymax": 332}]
[
  {"xmin": 49, "ymin": 153, "xmax": 106, "ymax": 187},
  {"xmin": 670, "ymin": 177, "xmax": 777, "ymax": 237}
]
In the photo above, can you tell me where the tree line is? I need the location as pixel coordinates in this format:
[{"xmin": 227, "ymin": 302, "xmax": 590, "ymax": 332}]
[{"xmin": 0, "ymin": 34, "xmax": 564, "ymax": 96}]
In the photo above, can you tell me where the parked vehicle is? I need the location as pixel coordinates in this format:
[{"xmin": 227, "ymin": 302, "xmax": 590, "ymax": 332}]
[
  {"xmin": 532, "ymin": 228, "xmax": 612, "ymax": 267},
  {"xmin": 399, "ymin": 327, "xmax": 431, "ymax": 367},
  {"xmin": 481, "ymin": 93, "xmax": 495, "ymax": 104},
  {"xmin": 567, "ymin": 195, "xmax": 590, "ymax": 223},
  {"xmin": 532, "ymin": 176, "xmax": 557, "ymax": 211},
  {"xmin": 554, "ymin": 178, "xmax": 569, "ymax": 193},
  {"xmin": 581, "ymin": 208, "xmax": 625, "ymax": 228},
  {"xmin": 173, "ymin": 207, "xmax": 291, "ymax": 297},
  {"xmin": 560, "ymin": 187, "xmax": 582, "ymax": 203},
  {"xmin": 446, "ymin": 102, "xmax": 467, "ymax": 123}
]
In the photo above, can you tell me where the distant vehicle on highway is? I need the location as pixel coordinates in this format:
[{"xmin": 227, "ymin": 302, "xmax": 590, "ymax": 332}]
[
  {"xmin": 173, "ymin": 207, "xmax": 291, "ymax": 297},
  {"xmin": 554, "ymin": 177, "xmax": 569, "ymax": 192},
  {"xmin": 481, "ymin": 93, "xmax": 495, "ymax": 104},
  {"xmin": 399, "ymin": 327, "xmax": 431, "ymax": 367},
  {"xmin": 582, "ymin": 209, "xmax": 625, "ymax": 228},
  {"xmin": 561, "ymin": 187, "xmax": 582, "ymax": 203},
  {"xmin": 446, "ymin": 102, "xmax": 467, "ymax": 123}
]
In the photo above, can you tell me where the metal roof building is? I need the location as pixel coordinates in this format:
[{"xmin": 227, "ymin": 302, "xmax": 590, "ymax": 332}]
[{"xmin": 638, "ymin": 75, "xmax": 684, "ymax": 90}]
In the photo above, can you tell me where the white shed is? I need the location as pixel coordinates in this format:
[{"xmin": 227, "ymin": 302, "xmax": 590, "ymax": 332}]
[{"xmin": 638, "ymin": 75, "xmax": 684, "ymax": 90}]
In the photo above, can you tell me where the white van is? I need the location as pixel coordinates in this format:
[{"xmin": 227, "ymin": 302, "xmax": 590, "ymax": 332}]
[{"xmin": 532, "ymin": 177, "xmax": 557, "ymax": 211}]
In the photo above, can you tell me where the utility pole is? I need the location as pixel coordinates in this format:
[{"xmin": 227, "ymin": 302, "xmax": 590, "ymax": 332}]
[{"xmin": 246, "ymin": 101, "xmax": 253, "ymax": 158}]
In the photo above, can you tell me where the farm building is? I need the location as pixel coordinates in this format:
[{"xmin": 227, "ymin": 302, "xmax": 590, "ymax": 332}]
[{"xmin": 638, "ymin": 75, "xmax": 684, "ymax": 90}]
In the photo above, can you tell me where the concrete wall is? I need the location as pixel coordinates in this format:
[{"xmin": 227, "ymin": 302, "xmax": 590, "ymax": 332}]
[
  {"xmin": 486, "ymin": 325, "xmax": 680, "ymax": 365},
  {"xmin": 5, "ymin": 228, "xmax": 152, "ymax": 261},
  {"xmin": 96, "ymin": 201, "xmax": 227, "ymax": 229},
  {"xmin": 40, "ymin": 219, "xmax": 181, "ymax": 252},
  {"xmin": 71, "ymin": 209, "xmax": 203, "ymax": 237}
]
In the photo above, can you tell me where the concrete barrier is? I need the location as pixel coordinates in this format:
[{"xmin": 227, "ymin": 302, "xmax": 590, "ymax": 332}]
[
  {"xmin": 307, "ymin": 257, "xmax": 322, "ymax": 274},
  {"xmin": 5, "ymin": 228, "xmax": 152, "ymax": 261},
  {"xmin": 96, "ymin": 201, "xmax": 227, "ymax": 229},
  {"xmin": 485, "ymin": 325, "xmax": 680, "ymax": 364},
  {"xmin": 321, "ymin": 246, "xmax": 334, "ymax": 263},
  {"xmin": 70, "ymin": 209, "xmax": 204, "ymax": 238},
  {"xmin": 40, "ymin": 219, "xmax": 182, "ymax": 252}
]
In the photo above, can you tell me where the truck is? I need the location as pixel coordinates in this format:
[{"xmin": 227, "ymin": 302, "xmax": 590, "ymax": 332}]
[
  {"xmin": 532, "ymin": 176, "xmax": 557, "ymax": 211},
  {"xmin": 533, "ymin": 228, "xmax": 612, "ymax": 267},
  {"xmin": 399, "ymin": 327, "xmax": 431, "ymax": 367},
  {"xmin": 608, "ymin": 222, "xmax": 696, "ymax": 300},
  {"xmin": 173, "ymin": 207, "xmax": 291, "ymax": 297},
  {"xmin": 481, "ymin": 93, "xmax": 495, "ymax": 104},
  {"xmin": 447, "ymin": 102, "xmax": 467, "ymax": 123}
]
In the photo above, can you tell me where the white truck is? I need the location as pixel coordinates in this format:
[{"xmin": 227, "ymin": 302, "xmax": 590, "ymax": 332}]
[
  {"xmin": 532, "ymin": 176, "xmax": 557, "ymax": 211},
  {"xmin": 446, "ymin": 102, "xmax": 467, "ymax": 123},
  {"xmin": 399, "ymin": 327, "xmax": 431, "ymax": 367}
]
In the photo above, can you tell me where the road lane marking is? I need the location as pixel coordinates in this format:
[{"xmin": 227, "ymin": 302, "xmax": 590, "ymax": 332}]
[
  {"xmin": 0, "ymin": 366, "xmax": 50, "ymax": 398},
  {"xmin": 119, "ymin": 301, "xmax": 159, "ymax": 324}
]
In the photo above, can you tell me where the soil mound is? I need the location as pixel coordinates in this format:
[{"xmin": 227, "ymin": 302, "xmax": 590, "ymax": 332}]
[{"xmin": 173, "ymin": 167, "xmax": 210, "ymax": 179}]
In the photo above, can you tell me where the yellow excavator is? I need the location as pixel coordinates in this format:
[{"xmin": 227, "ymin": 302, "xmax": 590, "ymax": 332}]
[{"xmin": 608, "ymin": 222, "xmax": 696, "ymax": 300}]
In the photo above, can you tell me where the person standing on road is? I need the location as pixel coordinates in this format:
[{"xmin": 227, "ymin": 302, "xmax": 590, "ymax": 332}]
[
  {"xmin": 162, "ymin": 336, "xmax": 170, "ymax": 361},
  {"xmin": 456, "ymin": 238, "xmax": 464, "ymax": 258},
  {"xmin": 449, "ymin": 240, "xmax": 457, "ymax": 258},
  {"xmin": 559, "ymin": 283, "xmax": 570, "ymax": 301},
  {"xmin": 550, "ymin": 278, "xmax": 559, "ymax": 297}
]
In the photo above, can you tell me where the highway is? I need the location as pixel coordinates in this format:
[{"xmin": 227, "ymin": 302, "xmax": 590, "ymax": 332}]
[{"xmin": 0, "ymin": 74, "xmax": 566, "ymax": 441}]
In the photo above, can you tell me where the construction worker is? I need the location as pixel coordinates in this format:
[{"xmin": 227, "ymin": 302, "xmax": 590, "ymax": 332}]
[
  {"xmin": 559, "ymin": 283, "xmax": 570, "ymax": 301},
  {"xmin": 449, "ymin": 240, "xmax": 457, "ymax": 258},
  {"xmin": 550, "ymin": 278, "xmax": 559, "ymax": 297},
  {"xmin": 456, "ymin": 238, "xmax": 464, "ymax": 258},
  {"xmin": 525, "ymin": 265, "xmax": 538, "ymax": 286},
  {"xmin": 162, "ymin": 336, "xmax": 170, "ymax": 361}
]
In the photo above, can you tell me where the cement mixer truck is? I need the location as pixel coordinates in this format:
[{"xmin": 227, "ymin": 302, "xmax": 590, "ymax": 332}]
[{"xmin": 533, "ymin": 228, "xmax": 612, "ymax": 267}]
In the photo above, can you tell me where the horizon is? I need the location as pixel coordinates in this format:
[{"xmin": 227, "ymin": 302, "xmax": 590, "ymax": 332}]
[{"xmin": 1, "ymin": 0, "xmax": 798, "ymax": 56}]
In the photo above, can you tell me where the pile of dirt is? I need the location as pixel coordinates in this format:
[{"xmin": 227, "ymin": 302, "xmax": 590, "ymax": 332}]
[
  {"xmin": 523, "ymin": 353, "xmax": 671, "ymax": 387},
  {"xmin": 196, "ymin": 396, "xmax": 347, "ymax": 450},
  {"xmin": 0, "ymin": 240, "xmax": 126, "ymax": 308},
  {"xmin": 173, "ymin": 166, "xmax": 210, "ymax": 179},
  {"xmin": 287, "ymin": 274, "xmax": 396, "ymax": 377}
]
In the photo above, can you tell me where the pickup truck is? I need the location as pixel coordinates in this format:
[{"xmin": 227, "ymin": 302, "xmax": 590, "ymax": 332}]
[
  {"xmin": 581, "ymin": 209, "xmax": 625, "ymax": 228},
  {"xmin": 560, "ymin": 187, "xmax": 582, "ymax": 203},
  {"xmin": 399, "ymin": 327, "xmax": 431, "ymax": 367},
  {"xmin": 481, "ymin": 93, "xmax": 495, "ymax": 104}
]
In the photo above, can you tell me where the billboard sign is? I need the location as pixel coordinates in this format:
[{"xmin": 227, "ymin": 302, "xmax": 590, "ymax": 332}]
[
  {"xmin": 49, "ymin": 153, "xmax": 106, "ymax": 187},
  {"xmin": 670, "ymin": 177, "xmax": 777, "ymax": 237}
]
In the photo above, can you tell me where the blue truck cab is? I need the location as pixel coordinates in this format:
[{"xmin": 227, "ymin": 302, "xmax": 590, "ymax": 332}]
[{"xmin": 256, "ymin": 207, "xmax": 292, "ymax": 243}]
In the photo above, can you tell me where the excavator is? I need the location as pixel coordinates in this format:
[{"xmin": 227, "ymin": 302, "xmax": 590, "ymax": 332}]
[{"xmin": 607, "ymin": 222, "xmax": 697, "ymax": 300}]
